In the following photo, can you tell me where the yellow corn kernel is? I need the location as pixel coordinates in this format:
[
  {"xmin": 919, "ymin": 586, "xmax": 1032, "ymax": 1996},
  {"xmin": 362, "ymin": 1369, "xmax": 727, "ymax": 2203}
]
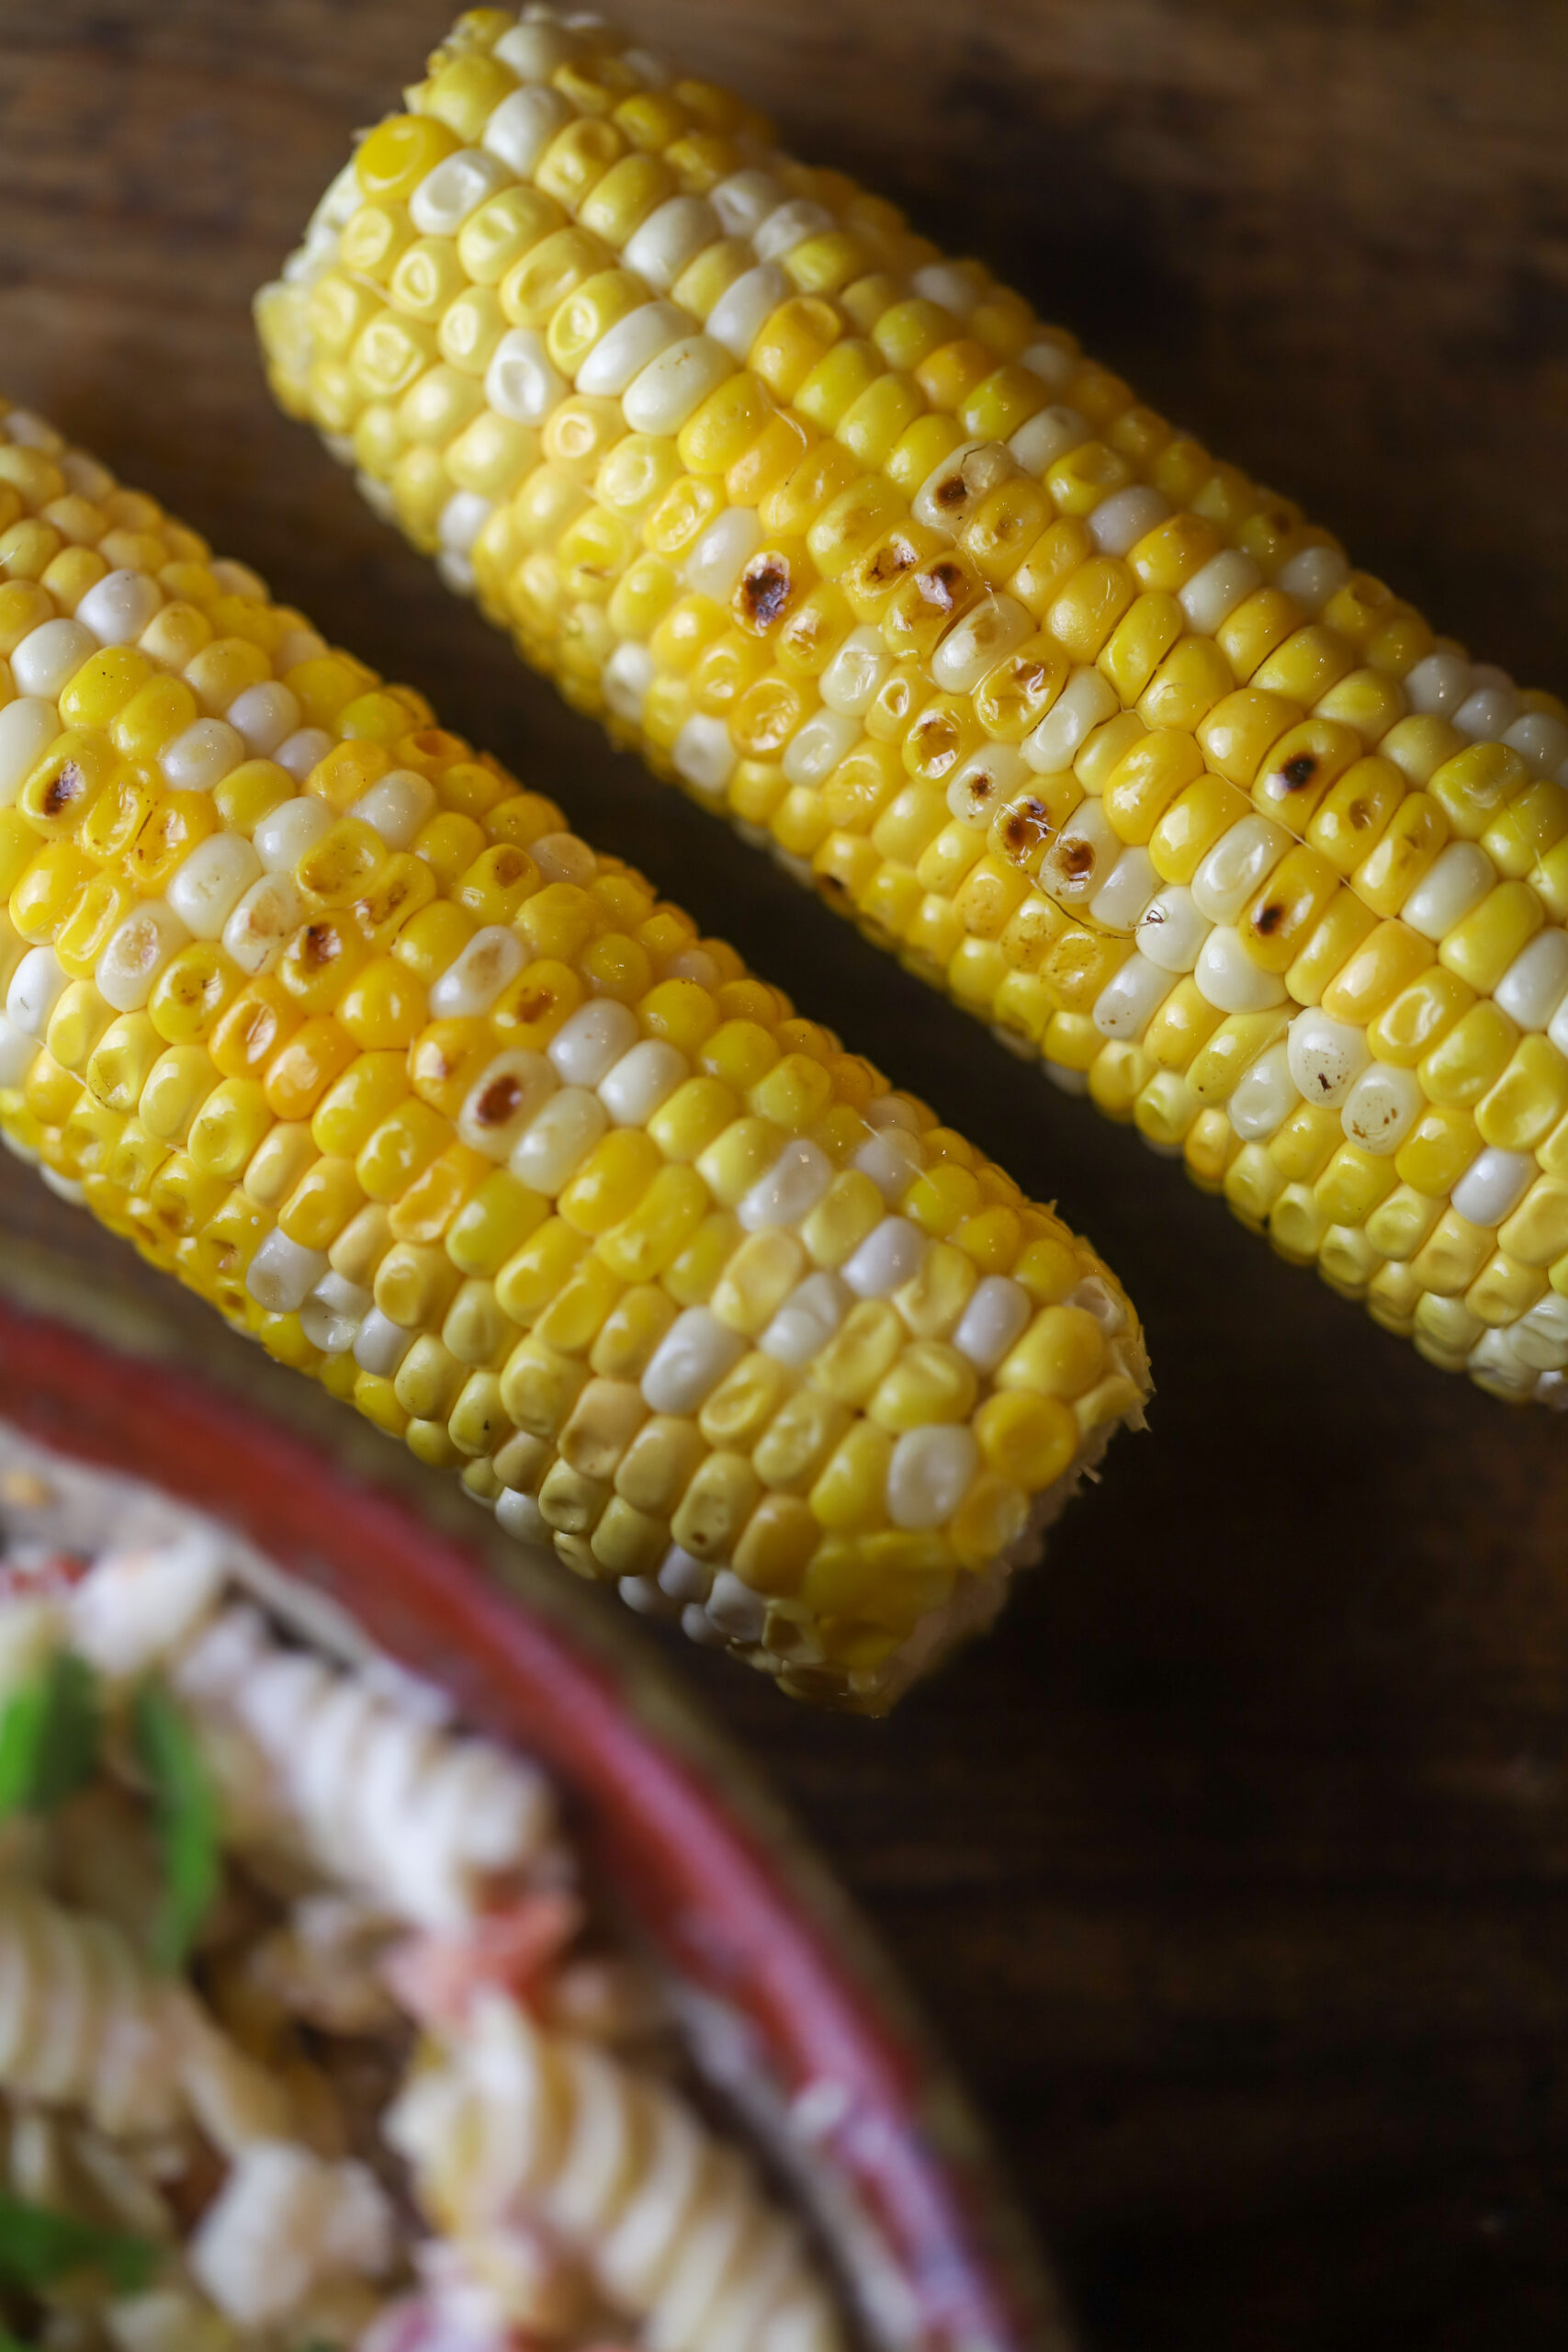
[
  {"xmin": 613, "ymin": 1415, "xmax": 705, "ymax": 1517},
  {"xmin": 1476, "ymin": 1036, "xmax": 1568, "ymax": 1153},
  {"xmin": 278, "ymin": 1155, "xmax": 364, "ymax": 1251},
  {"xmin": 1419, "ymin": 1002, "xmax": 1520, "ymax": 1107},
  {"xmin": 1394, "ymin": 1103, "xmax": 1479, "ymax": 1198},
  {"xmin": 1438, "ymin": 882, "xmax": 1544, "ymax": 995}
]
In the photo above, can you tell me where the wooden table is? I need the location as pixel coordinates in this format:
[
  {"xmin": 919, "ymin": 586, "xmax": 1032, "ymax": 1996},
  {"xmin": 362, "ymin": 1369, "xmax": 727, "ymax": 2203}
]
[{"xmin": 4, "ymin": 5, "xmax": 1568, "ymax": 2344}]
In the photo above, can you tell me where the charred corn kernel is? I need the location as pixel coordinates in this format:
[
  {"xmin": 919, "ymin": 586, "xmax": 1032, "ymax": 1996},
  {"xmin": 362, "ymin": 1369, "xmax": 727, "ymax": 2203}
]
[{"xmin": 0, "ymin": 399, "xmax": 1138, "ymax": 1696}]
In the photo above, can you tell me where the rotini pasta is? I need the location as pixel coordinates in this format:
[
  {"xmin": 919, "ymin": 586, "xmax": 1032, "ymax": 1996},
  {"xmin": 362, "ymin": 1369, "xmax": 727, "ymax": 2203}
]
[
  {"xmin": 388, "ymin": 1991, "xmax": 841, "ymax": 2352},
  {"xmin": 0, "ymin": 1421, "xmax": 852, "ymax": 2352}
]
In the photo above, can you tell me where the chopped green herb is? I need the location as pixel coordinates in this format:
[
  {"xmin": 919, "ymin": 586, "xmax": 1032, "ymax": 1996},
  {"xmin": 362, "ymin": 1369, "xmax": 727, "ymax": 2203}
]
[
  {"xmin": 0, "ymin": 1650, "xmax": 98, "ymax": 1819},
  {"xmin": 0, "ymin": 2191, "xmax": 157, "ymax": 2295},
  {"xmin": 132, "ymin": 1679, "xmax": 220, "ymax": 1973}
]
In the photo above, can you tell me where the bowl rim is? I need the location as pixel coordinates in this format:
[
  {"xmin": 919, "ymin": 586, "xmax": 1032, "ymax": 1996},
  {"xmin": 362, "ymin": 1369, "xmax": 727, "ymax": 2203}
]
[{"xmin": 0, "ymin": 1289, "xmax": 1067, "ymax": 2352}]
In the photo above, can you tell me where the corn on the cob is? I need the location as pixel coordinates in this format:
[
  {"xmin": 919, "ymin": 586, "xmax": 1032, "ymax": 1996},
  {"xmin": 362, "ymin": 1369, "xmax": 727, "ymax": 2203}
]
[
  {"xmin": 256, "ymin": 4, "xmax": 1568, "ymax": 1408},
  {"xmin": 0, "ymin": 397, "xmax": 1146, "ymax": 1708}
]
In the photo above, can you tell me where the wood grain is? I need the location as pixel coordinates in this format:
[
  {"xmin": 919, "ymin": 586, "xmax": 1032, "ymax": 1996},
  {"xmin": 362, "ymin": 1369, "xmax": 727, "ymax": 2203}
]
[{"xmin": 3, "ymin": 5, "xmax": 1568, "ymax": 2346}]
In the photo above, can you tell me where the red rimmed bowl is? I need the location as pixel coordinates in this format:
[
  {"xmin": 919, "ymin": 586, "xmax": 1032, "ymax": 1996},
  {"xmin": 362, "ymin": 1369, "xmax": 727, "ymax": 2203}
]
[{"xmin": 0, "ymin": 1285, "xmax": 1072, "ymax": 2352}]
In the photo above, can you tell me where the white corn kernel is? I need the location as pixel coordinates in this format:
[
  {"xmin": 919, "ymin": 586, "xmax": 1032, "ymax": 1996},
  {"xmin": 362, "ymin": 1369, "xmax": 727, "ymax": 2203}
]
[
  {"xmin": 622, "ymin": 336, "xmax": 731, "ymax": 435},
  {"xmin": 709, "ymin": 171, "xmax": 784, "ymax": 238},
  {"xmin": 739, "ymin": 1139, "xmax": 834, "ymax": 1231},
  {"xmin": 931, "ymin": 594, "xmax": 1034, "ymax": 695},
  {"xmin": 622, "ymin": 198, "xmax": 720, "ymax": 290},
  {"xmin": 226, "ymin": 682, "xmax": 301, "ymax": 757},
  {"xmin": 409, "ymin": 150, "xmax": 513, "ymax": 237},
  {"xmin": 1089, "ymin": 845, "xmax": 1158, "ymax": 933},
  {"xmin": 759, "ymin": 1273, "xmax": 850, "ymax": 1366},
  {"xmin": 753, "ymin": 199, "xmax": 835, "ymax": 262},
  {"xmin": 1495, "ymin": 927, "xmax": 1568, "ymax": 1031},
  {"xmin": 349, "ymin": 768, "xmax": 438, "ymax": 850},
  {"xmin": 1451, "ymin": 1147, "xmax": 1535, "ymax": 1228},
  {"xmin": 431, "ymin": 926, "xmax": 525, "ymax": 1018},
  {"xmin": 1453, "ymin": 682, "xmax": 1520, "ymax": 741},
  {"xmin": 1017, "ymin": 339, "xmax": 1077, "ymax": 390},
  {"xmin": 247, "ymin": 1229, "xmax": 330, "ymax": 1315},
  {"xmin": 160, "ymin": 718, "xmax": 245, "ymax": 793},
  {"xmin": 299, "ymin": 1272, "xmax": 371, "ymax": 1355},
  {"xmin": 657, "ymin": 1544, "xmax": 714, "ymax": 1604},
  {"xmin": 354, "ymin": 1307, "xmax": 416, "ymax": 1378},
  {"xmin": 96, "ymin": 903, "xmax": 188, "ymax": 1012},
  {"xmin": 909, "ymin": 258, "xmax": 986, "ymax": 315},
  {"xmin": 481, "ymin": 80, "xmax": 572, "ymax": 168},
  {"xmin": 819, "ymin": 627, "xmax": 891, "ymax": 717},
  {"xmin": 496, "ymin": 1487, "xmax": 549, "ymax": 1544},
  {"xmin": 491, "ymin": 22, "xmax": 577, "ymax": 79},
  {"xmin": 1193, "ymin": 928, "xmax": 1288, "ymax": 1013},
  {"xmin": 1178, "ymin": 550, "xmax": 1262, "ymax": 634},
  {"xmin": 705, "ymin": 1570, "xmax": 766, "ymax": 1643},
  {"xmin": 254, "ymin": 797, "xmax": 333, "ymax": 873},
  {"xmin": 703, "ymin": 263, "xmax": 790, "ymax": 359},
  {"xmin": 1403, "ymin": 650, "xmax": 1472, "ymax": 716},
  {"xmin": 1227, "ymin": 1039, "xmax": 1299, "ymax": 1140},
  {"xmin": 682, "ymin": 506, "xmax": 764, "ymax": 602},
  {"xmin": 508, "ymin": 1086, "xmax": 606, "ymax": 1193},
  {"xmin": 274, "ymin": 727, "xmax": 333, "ymax": 782},
  {"xmin": 952, "ymin": 1276, "xmax": 1032, "ymax": 1372},
  {"xmin": 886, "ymin": 1427, "xmax": 978, "ymax": 1531},
  {"xmin": 547, "ymin": 998, "xmax": 638, "ymax": 1087},
  {"xmin": 166, "ymin": 833, "xmax": 263, "ymax": 939},
  {"xmin": 853, "ymin": 1126, "xmax": 924, "ymax": 1203},
  {"xmin": 946, "ymin": 742, "xmax": 1032, "ymax": 830},
  {"xmin": 641, "ymin": 1308, "xmax": 746, "ymax": 1412},
  {"xmin": 10, "ymin": 618, "xmax": 95, "ymax": 698},
  {"xmin": 74, "ymin": 569, "xmax": 164, "ymax": 646},
  {"xmin": 1039, "ymin": 797, "xmax": 1119, "ymax": 902},
  {"xmin": 1287, "ymin": 1008, "xmax": 1371, "ymax": 1107},
  {"xmin": 223, "ymin": 876, "xmax": 306, "ymax": 975},
  {"xmin": 598, "ymin": 1039, "xmax": 687, "ymax": 1125},
  {"xmin": 1191, "ymin": 816, "xmax": 1292, "ymax": 924},
  {"xmin": 1136, "ymin": 885, "xmax": 1209, "ymax": 973},
  {"xmin": 0, "ymin": 1015, "xmax": 38, "ymax": 1088},
  {"xmin": 1340, "ymin": 1062, "xmax": 1423, "ymax": 1154},
  {"xmin": 485, "ymin": 329, "xmax": 567, "ymax": 424},
  {"xmin": 0, "ymin": 699, "xmax": 61, "ymax": 804},
  {"xmin": 911, "ymin": 439, "xmax": 1016, "ymax": 536},
  {"xmin": 842, "ymin": 1217, "xmax": 926, "ymax": 1298},
  {"xmin": 778, "ymin": 707, "xmax": 857, "ymax": 789},
  {"xmin": 1092, "ymin": 951, "xmax": 1172, "ymax": 1039},
  {"xmin": 1008, "ymin": 403, "xmax": 1089, "ymax": 474},
  {"xmin": 672, "ymin": 713, "xmax": 737, "ymax": 797},
  {"xmin": 603, "ymin": 640, "xmax": 655, "ymax": 720},
  {"xmin": 577, "ymin": 300, "xmax": 686, "ymax": 396},
  {"xmin": 1400, "ymin": 841, "xmax": 1493, "ymax": 939},
  {"xmin": 530, "ymin": 832, "xmax": 596, "ymax": 888},
  {"xmin": 6, "ymin": 947, "xmax": 67, "ymax": 1037},
  {"xmin": 1272, "ymin": 546, "xmax": 1349, "ymax": 613},
  {"xmin": 436, "ymin": 491, "xmax": 491, "ymax": 554},
  {"xmin": 1503, "ymin": 712, "xmax": 1568, "ymax": 775},
  {"xmin": 1088, "ymin": 484, "xmax": 1170, "ymax": 555},
  {"xmin": 1021, "ymin": 664, "xmax": 1117, "ymax": 773},
  {"xmin": 457, "ymin": 1051, "xmax": 557, "ymax": 1159}
]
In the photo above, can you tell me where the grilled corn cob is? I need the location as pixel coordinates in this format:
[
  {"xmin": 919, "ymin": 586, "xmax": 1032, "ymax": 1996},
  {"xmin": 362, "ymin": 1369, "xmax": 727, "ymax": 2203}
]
[
  {"xmin": 257, "ymin": 4, "xmax": 1568, "ymax": 1408},
  {"xmin": 0, "ymin": 397, "xmax": 1147, "ymax": 1708}
]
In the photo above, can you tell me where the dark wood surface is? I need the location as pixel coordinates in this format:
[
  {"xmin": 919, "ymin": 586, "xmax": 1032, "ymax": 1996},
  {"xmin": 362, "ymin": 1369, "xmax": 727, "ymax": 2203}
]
[{"xmin": 4, "ymin": 6, "xmax": 1568, "ymax": 2346}]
